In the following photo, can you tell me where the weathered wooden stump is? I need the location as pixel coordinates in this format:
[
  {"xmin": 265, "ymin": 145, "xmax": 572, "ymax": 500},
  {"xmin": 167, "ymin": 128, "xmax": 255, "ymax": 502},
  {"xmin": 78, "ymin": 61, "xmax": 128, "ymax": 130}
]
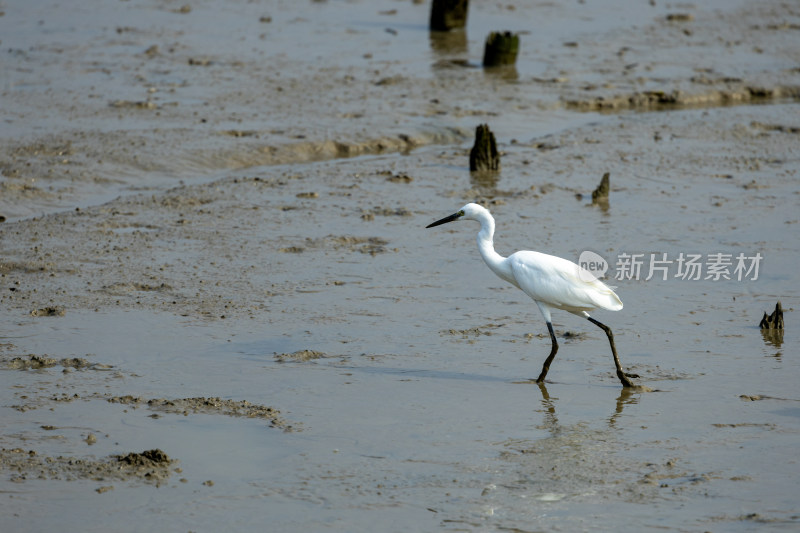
[
  {"xmin": 760, "ymin": 301, "xmax": 784, "ymax": 346},
  {"xmin": 430, "ymin": 0, "xmax": 469, "ymax": 32},
  {"xmin": 592, "ymin": 172, "xmax": 611, "ymax": 203},
  {"xmin": 482, "ymin": 31, "xmax": 519, "ymax": 67},
  {"xmin": 469, "ymin": 124, "xmax": 499, "ymax": 172},
  {"xmin": 759, "ymin": 301, "xmax": 784, "ymax": 330}
]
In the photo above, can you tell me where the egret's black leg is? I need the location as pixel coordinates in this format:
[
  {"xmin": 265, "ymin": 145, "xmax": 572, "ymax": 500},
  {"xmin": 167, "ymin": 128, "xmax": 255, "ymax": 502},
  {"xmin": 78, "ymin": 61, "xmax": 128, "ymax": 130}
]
[
  {"xmin": 535, "ymin": 322, "xmax": 558, "ymax": 383},
  {"xmin": 587, "ymin": 317, "xmax": 635, "ymax": 388}
]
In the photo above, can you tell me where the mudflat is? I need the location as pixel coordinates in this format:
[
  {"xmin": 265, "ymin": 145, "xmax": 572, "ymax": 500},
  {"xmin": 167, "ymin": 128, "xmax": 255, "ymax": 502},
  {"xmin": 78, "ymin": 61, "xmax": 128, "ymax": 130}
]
[{"xmin": 1, "ymin": 1, "xmax": 798, "ymax": 531}]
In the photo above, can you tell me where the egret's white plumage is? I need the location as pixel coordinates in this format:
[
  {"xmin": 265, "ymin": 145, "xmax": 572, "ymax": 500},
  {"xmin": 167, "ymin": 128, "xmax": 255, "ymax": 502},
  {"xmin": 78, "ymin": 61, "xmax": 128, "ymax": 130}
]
[{"xmin": 426, "ymin": 202, "xmax": 635, "ymax": 387}]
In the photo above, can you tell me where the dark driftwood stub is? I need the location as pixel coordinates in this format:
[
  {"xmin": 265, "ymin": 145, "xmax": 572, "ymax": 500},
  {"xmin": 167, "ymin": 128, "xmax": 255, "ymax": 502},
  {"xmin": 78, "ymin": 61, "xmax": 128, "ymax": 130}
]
[
  {"xmin": 430, "ymin": 0, "xmax": 469, "ymax": 32},
  {"xmin": 592, "ymin": 172, "xmax": 611, "ymax": 203},
  {"xmin": 483, "ymin": 31, "xmax": 519, "ymax": 67},
  {"xmin": 469, "ymin": 124, "xmax": 499, "ymax": 172},
  {"xmin": 759, "ymin": 301, "xmax": 783, "ymax": 330},
  {"xmin": 759, "ymin": 301, "xmax": 784, "ymax": 347}
]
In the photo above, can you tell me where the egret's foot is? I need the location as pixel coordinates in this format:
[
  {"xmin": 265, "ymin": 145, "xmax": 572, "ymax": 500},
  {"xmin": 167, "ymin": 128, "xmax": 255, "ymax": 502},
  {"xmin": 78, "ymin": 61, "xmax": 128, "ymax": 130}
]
[
  {"xmin": 625, "ymin": 372, "xmax": 640, "ymax": 379},
  {"xmin": 617, "ymin": 370, "xmax": 636, "ymax": 388}
]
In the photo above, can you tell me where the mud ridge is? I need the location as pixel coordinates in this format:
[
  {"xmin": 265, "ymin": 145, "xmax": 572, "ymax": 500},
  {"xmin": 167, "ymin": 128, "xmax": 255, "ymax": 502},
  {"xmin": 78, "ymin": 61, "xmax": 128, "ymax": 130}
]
[
  {"xmin": 107, "ymin": 395, "xmax": 296, "ymax": 431},
  {"xmin": 3, "ymin": 354, "xmax": 112, "ymax": 371},
  {"xmin": 0, "ymin": 447, "xmax": 175, "ymax": 486},
  {"xmin": 564, "ymin": 84, "xmax": 800, "ymax": 111}
]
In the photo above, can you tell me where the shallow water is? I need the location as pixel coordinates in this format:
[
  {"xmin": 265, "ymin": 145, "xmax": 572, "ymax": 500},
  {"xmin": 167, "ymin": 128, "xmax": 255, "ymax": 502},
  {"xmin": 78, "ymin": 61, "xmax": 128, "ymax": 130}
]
[
  {"xmin": 2, "ymin": 284, "xmax": 798, "ymax": 531},
  {"xmin": 2, "ymin": 0, "xmax": 800, "ymax": 531}
]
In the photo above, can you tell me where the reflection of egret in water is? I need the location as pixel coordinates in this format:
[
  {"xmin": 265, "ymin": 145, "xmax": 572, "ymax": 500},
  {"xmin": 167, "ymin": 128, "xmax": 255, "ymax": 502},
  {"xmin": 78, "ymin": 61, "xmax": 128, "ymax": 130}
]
[
  {"xmin": 608, "ymin": 387, "xmax": 639, "ymax": 427},
  {"xmin": 536, "ymin": 382, "xmax": 559, "ymax": 429},
  {"xmin": 535, "ymin": 382, "xmax": 639, "ymax": 431},
  {"xmin": 487, "ymin": 383, "xmax": 649, "ymax": 506}
]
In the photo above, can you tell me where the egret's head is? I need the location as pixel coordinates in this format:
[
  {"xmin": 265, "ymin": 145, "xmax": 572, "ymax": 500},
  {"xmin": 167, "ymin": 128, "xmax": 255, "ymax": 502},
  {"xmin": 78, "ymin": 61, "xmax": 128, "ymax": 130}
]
[{"xmin": 426, "ymin": 203, "xmax": 487, "ymax": 228}]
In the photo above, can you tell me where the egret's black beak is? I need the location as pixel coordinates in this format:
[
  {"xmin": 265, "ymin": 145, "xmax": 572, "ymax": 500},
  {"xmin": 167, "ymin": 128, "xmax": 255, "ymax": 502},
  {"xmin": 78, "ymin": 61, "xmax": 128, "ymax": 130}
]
[{"xmin": 426, "ymin": 212, "xmax": 461, "ymax": 228}]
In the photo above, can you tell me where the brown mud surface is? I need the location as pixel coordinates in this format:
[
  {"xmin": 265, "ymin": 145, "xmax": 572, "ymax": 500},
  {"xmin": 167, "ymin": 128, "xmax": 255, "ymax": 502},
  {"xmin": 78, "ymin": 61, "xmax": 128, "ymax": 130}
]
[
  {"xmin": 107, "ymin": 395, "xmax": 293, "ymax": 431},
  {"xmin": 0, "ymin": 447, "xmax": 175, "ymax": 487}
]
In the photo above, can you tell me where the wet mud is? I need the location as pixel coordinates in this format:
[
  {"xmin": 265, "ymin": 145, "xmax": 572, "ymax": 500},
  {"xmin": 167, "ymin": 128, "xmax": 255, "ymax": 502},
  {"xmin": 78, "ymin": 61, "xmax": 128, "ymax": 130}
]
[
  {"xmin": 1, "ymin": 0, "xmax": 799, "ymax": 531},
  {"xmin": 0, "ymin": 447, "xmax": 175, "ymax": 487},
  {"xmin": 107, "ymin": 395, "xmax": 293, "ymax": 431}
]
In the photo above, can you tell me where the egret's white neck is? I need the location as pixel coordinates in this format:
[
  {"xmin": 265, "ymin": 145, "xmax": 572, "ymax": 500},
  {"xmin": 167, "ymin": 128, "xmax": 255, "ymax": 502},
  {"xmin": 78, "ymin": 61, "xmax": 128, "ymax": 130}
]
[{"xmin": 475, "ymin": 213, "xmax": 511, "ymax": 281}]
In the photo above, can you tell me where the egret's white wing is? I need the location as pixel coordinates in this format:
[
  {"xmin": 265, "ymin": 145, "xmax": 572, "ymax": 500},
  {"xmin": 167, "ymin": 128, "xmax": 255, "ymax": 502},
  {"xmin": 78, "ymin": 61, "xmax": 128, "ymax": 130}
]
[{"xmin": 508, "ymin": 251, "xmax": 622, "ymax": 314}]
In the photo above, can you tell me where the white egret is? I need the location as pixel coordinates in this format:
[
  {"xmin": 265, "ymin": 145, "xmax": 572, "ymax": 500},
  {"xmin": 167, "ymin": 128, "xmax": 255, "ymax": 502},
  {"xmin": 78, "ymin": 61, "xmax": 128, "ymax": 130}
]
[{"xmin": 426, "ymin": 203, "xmax": 636, "ymax": 388}]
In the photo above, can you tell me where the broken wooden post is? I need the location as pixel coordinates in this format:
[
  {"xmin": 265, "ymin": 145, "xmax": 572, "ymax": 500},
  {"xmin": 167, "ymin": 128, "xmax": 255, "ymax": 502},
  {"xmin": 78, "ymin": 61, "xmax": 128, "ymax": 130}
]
[
  {"xmin": 760, "ymin": 301, "xmax": 784, "ymax": 347},
  {"xmin": 430, "ymin": 0, "xmax": 469, "ymax": 32},
  {"xmin": 482, "ymin": 31, "xmax": 519, "ymax": 67},
  {"xmin": 469, "ymin": 124, "xmax": 499, "ymax": 172},
  {"xmin": 759, "ymin": 301, "xmax": 784, "ymax": 330},
  {"xmin": 592, "ymin": 172, "xmax": 611, "ymax": 203}
]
